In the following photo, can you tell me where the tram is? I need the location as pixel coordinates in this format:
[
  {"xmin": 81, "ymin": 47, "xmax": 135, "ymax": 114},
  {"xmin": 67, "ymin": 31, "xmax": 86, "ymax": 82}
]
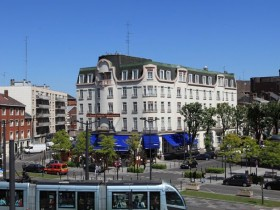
[{"xmin": 0, "ymin": 180, "xmax": 187, "ymax": 209}]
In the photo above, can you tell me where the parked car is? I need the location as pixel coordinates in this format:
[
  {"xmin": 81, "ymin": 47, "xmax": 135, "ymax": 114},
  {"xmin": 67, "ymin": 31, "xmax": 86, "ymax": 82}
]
[
  {"xmin": 46, "ymin": 159, "xmax": 61, "ymax": 167},
  {"xmin": 205, "ymin": 151, "xmax": 217, "ymax": 159},
  {"xmin": 23, "ymin": 163, "xmax": 45, "ymax": 173},
  {"xmin": 180, "ymin": 159, "xmax": 198, "ymax": 169},
  {"xmin": 223, "ymin": 174, "xmax": 252, "ymax": 187},
  {"xmin": 264, "ymin": 179, "xmax": 280, "ymax": 190},
  {"xmin": 195, "ymin": 153, "xmax": 211, "ymax": 160},
  {"xmin": 44, "ymin": 163, "xmax": 68, "ymax": 175}
]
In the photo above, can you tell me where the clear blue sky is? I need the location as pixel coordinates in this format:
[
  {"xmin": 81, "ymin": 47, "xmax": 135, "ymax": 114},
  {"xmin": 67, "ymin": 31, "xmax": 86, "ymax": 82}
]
[{"xmin": 1, "ymin": 0, "xmax": 280, "ymax": 96}]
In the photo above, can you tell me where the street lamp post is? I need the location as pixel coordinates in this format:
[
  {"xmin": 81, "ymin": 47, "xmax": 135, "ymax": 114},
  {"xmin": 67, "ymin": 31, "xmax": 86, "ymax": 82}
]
[
  {"xmin": 75, "ymin": 120, "xmax": 96, "ymax": 181},
  {"xmin": 140, "ymin": 117, "xmax": 159, "ymax": 181}
]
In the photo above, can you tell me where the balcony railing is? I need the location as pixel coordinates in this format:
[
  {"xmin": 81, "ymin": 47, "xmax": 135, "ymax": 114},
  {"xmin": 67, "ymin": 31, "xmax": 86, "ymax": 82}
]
[{"xmin": 143, "ymin": 109, "xmax": 158, "ymax": 113}]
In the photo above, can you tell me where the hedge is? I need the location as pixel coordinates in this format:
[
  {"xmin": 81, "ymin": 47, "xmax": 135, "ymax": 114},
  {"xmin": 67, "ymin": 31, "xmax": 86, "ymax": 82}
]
[
  {"xmin": 151, "ymin": 163, "xmax": 167, "ymax": 169},
  {"xmin": 205, "ymin": 167, "xmax": 224, "ymax": 174},
  {"xmin": 184, "ymin": 171, "xmax": 203, "ymax": 179},
  {"xmin": 127, "ymin": 166, "xmax": 145, "ymax": 173}
]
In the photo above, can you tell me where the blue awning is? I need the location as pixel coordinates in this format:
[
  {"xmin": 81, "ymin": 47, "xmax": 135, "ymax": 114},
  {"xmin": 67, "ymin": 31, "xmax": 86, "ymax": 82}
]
[
  {"xmin": 162, "ymin": 135, "xmax": 180, "ymax": 147},
  {"xmin": 142, "ymin": 135, "xmax": 160, "ymax": 149},
  {"xmin": 90, "ymin": 134, "xmax": 98, "ymax": 145},
  {"xmin": 114, "ymin": 135, "xmax": 129, "ymax": 151}
]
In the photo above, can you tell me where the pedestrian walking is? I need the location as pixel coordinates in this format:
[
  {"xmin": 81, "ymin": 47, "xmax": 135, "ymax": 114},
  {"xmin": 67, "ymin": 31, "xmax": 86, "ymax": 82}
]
[{"xmin": 193, "ymin": 170, "xmax": 197, "ymax": 182}]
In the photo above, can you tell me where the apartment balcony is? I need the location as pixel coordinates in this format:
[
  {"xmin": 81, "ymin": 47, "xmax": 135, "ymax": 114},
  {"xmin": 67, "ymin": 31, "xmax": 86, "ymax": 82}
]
[
  {"xmin": 176, "ymin": 95, "xmax": 182, "ymax": 98},
  {"xmin": 98, "ymin": 80, "xmax": 112, "ymax": 87},
  {"xmin": 160, "ymin": 94, "xmax": 165, "ymax": 98},
  {"xmin": 143, "ymin": 93, "xmax": 157, "ymax": 98},
  {"xmin": 56, "ymin": 113, "xmax": 65, "ymax": 117},
  {"xmin": 37, "ymin": 104, "xmax": 49, "ymax": 109},
  {"xmin": 56, "ymin": 121, "xmax": 65, "ymax": 125},
  {"xmin": 121, "ymin": 95, "xmax": 127, "ymax": 99},
  {"xmin": 36, "ymin": 113, "xmax": 50, "ymax": 118},
  {"xmin": 36, "ymin": 95, "xmax": 49, "ymax": 100},
  {"xmin": 78, "ymin": 97, "xmax": 84, "ymax": 101},
  {"xmin": 56, "ymin": 106, "xmax": 66, "ymax": 110},
  {"xmin": 143, "ymin": 109, "xmax": 158, "ymax": 113},
  {"xmin": 161, "ymin": 127, "xmax": 165, "ymax": 131},
  {"xmin": 131, "ymin": 94, "xmax": 138, "ymax": 98},
  {"xmin": 142, "ymin": 127, "xmax": 158, "ymax": 134},
  {"xmin": 55, "ymin": 97, "xmax": 65, "ymax": 102},
  {"xmin": 37, "ymin": 122, "xmax": 49, "ymax": 127},
  {"xmin": 107, "ymin": 95, "xmax": 113, "ymax": 99}
]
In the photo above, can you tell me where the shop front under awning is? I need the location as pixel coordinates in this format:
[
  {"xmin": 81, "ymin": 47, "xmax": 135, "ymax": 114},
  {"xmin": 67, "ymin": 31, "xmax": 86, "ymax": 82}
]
[
  {"xmin": 162, "ymin": 135, "xmax": 180, "ymax": 147},
  {"xmin": 163, "ymin": 133, "xmax": 198, "ymax": 147},
  {"xmin": 142, "ymin": 134, "xmax": 160, "ymax": 149},
  {"xmin": 90, "ymin": 134, "xmax": 129, "ymax": 151}
]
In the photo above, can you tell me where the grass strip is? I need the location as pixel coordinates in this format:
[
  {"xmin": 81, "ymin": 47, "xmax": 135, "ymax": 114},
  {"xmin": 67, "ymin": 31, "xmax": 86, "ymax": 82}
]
[{"xmin": 181, "ymin": 190, "xmax": 280, "ymax": 208}]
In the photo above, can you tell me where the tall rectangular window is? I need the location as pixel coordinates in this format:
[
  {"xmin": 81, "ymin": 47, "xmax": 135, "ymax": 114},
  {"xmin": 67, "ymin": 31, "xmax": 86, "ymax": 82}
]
[
  {"xmin": 202, "ymin": 76, "xmax": 206, "ymax": 84},
  {"xmin": 88, "ymin": 89, "xmax": 93, "ymax": 100},
  {"xmin": 79, "ymin": 90, "xmax": 84, "ymax": 100},
  {"xmin": 122, "ymin": 87, "xmax": 127, "ymax": 98},
  {"xmin": 160, "ymin": 70, "xmax": 164, "ymax": 79},
  {"xmin": 108, "ymin": 88, "xmax": 113, "ymax": 98},
  {"xmin": 97, "ymin": 88, "xmax": 100, "ymax": 98},
  {"xmin": 195, "ymin": 75, "xmax": 199, "ymax": 83},
  {"xmin": 108, "ymin": 103, "xmax": 113, "ymax": 113},
  {"xmin": 160, "ymin": 86, "xmax": 164, "ymax": 97},
  {"xmin": 122, "ymin": 70, "xmax": 128, "ymax": 80},
  {"xmin": 87, "ymin": 74, "xmax": 93, "ymax": 83},
  {"xmin": 188, "ymin": 74, "xmax": 193, "ymax": 83},
  {"xmin": 122, "ymin": 102, "xmax": 127, "ymax": 113},
  {"xmin": 166, "ymin": 71, "xmax": 171, "ymax": 80},
  {"xmin": 123, "ymin": 118, "xmax": 127, "ymax": 130},
  {"xmin": 208, "ymin": 76, "xmax": 212, "ymax": 85},
  {"xmin": 132, "ymin": 69, "xmax": 139, "ymax": 79},
  {"xmin": 133, "ymin": 118, "xmax": 138, "ymax": 130},
  {"xmin": 132, "ymin": 86, "xmax": 137, "ymax": 97},
  {"xmin": 147, "ymin": 71, "xmax": 153, "ymax": 80},
  {"xmin": 79, "ymin": 104, "xmax": 84, "ymax": 114},
  {"xmin": 79, "ymin": 74, "xmax": 84, "ymax": 84},
  {"xmin": 178, "ymin": 72, "xmax": 184, "ymax": 82},
  {"xmin": 88, "ymin": 103, "xmax": 92, "ymax": 113},
  {"xmin": 133, "ymin": 102, "xmax": 138, "ymax": 113}
]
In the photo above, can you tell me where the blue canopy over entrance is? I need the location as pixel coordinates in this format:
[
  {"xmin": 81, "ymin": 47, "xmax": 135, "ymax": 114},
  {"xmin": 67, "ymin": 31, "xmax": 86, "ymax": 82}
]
[
  {"xmin": 90, "ymin": 134, "xmax": 129, "ymax": 151},
  {"xmin": 163, "ymin": 133, "xmax": 198, "ymax": 147},
  {"xmin": 142, "ymin": 134, "xmax": 160, "ymax": 149}
]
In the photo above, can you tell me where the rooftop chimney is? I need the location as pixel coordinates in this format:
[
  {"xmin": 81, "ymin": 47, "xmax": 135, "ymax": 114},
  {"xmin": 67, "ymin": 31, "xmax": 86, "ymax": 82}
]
[{"xmin": 4, "ymin": 90, "xmax": 8, "ymax": 98}]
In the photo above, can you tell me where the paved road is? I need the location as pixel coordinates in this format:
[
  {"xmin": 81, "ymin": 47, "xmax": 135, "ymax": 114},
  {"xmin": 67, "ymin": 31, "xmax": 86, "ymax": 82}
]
[{"xmin": 10, "ymin": 153, "xmax": 280, "ymax": 210}]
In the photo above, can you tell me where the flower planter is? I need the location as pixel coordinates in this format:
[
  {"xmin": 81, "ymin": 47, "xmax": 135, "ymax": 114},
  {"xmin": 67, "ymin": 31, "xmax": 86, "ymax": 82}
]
[
  {"xmin": 186, "ymin": 183, "xmax": 200, "ymax": 190},
  {"xmin": 236, "ymin": 189, "xmax": 253, "ymax": 197}
]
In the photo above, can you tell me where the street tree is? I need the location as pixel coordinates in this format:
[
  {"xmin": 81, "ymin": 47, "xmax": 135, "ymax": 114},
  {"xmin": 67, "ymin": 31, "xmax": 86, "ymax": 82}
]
[
  {"xmin": 180, "ymin": 102, "xmax": 204, "ymax": 156},
  {"xmin": 247, "ymin": 103, "xmax": 267, "ymax": 143},
  {"xmin": 201, "ymin": 107, "xmax": 216, "ymax": 151},
  {"xmin": 216, "ymin": 103, "xmax": 234, "ymax": 138},
  {"xmin": 127, "ymin": 133, "xmax": 141, "ymax": 171},
  {"xmin": 241, "ymin": 136, "xmax": 260, "ymax": 169},
  {"xmin": 74, "ymin": 131, "xmax": 94, "ymax": 158},
  {"xmin": 52, "ymin": 130, "xmax": 72, "ymax": 152},
  {"xmin": 96, "ymin": 134, "xmax": 117, "ymax": 169},
  {"xmin": 266, "ymin": 101, "xmax": 280, "ymax": 135},
  {"xmin": 220, "ymin": 133, "xmax": 242, "ymax": 163},
  {"xmin": 233, "ymin": 105, "xmax": 247, "ymax": 136},
  {"xmin": 259, "ymin": 141, "xmax": 280, "ymax": 172}
]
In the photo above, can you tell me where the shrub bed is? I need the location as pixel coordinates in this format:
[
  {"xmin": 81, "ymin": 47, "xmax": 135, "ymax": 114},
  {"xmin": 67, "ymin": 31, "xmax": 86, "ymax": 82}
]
[
  {"xmin": 184, "ymin": 171, "xmax": 203, "ymax": 179},
  {"xmin": 205, "ymin": 167, "xmax": 224, "ymax": 174},
  {"xmin": 127, "ymin": 166, "xmax": 145, "ymax": 173},
  {"xmin": 151, "ymin": 163, "xmax": 167, "ymax": 169}
]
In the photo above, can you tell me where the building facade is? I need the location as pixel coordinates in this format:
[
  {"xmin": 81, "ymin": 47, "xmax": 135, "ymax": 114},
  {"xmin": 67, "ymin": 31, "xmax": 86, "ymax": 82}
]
[
  {"xmin": 0, "ymin": 90, "xmax": 32, "ymax": 157},
  {"xmin": 0, "ymin": 80, "xmax": 67, "ymax": 143},
  {"xmin": 76, "ymin": 54, "xmax": 237, "ymax": 154}
]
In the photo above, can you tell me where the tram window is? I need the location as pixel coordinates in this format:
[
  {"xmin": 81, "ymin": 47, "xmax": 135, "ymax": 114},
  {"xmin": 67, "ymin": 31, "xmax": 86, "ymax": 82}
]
[
  {"xmin": 132, "ymin": 192, "xmax": 147, "ymax": 209},
  {"xmin": 40, "ymin": 191, "xmax": 56, "ymax": 210},
  {"xmin": 58, "ymin": 191, "xmax": 75, "ymax": 208},
  {"xmin": 166, "ymin": 191, "xmax": 184, "ymax": 206},
  {"xmin": 0, "ymin": 190, "xmax": 24, "ymax": 207},
  {"xmin": 150, "ymin": 192, "xmax": 160, "ymax": 210},
  {"xmin": 112, "ymin": 192, "xmax": 129, "ymax": 209},
  {"xmin": 78, "ymin": 192, "xmax": 94, "ymax": 210}
]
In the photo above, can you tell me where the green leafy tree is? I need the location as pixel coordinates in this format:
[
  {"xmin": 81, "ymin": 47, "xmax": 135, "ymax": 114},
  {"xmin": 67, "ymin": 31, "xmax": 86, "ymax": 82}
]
[
  {"xmin": 180, "ymin": 102, "xmax": 204, "ymax": 156},
  {"xmin": 201, "ymin": 107, "xmax": 216, "ymax": 151},
  {"xmin": 233, "ymin": 105, "xmax": 247, "ymax": 136},
  {"xmin": 96, "ymin": 134, "xmax": 117, "ymax": 169},
  {"xmin": 266, "ymin": 101, "xmax": 280, "ymax": 135},
  {"xmin": 241, "ymin": 136, "xmax": 260, "ymax": 168},
  {"xmin": 259, "ymin": 141, "xmax": 280, "ymax": 171},
  {"xmin": 247, "ymin": 103, "xmax": 267, "ymax": 143},
  {"xmin": 74, "ymin": 131, "xmax": 94, "ymax": 157},
  {"xmin": 52, "ymin": 130, "xmax": 72, "ymax": 152},
  {"xmin": 127, "ymin": 133, "xmax": 141, "ymax": 170},
  {"xmin": 216, "ymin": 103, "xmax": 234, "ymax": 138},
  {"xmin": 220, "ymin": 133, "xmax": 242, "ymax": 163}
]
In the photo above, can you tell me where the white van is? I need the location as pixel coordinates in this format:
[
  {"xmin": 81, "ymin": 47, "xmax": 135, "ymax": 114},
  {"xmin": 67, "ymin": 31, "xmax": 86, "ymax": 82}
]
[{"xmin": 24, "ymin": 144, "xmax": 46, "ymax": 154}]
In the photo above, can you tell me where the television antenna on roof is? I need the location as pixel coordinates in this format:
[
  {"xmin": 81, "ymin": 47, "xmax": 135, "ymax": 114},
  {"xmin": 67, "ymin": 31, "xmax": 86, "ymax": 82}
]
[{"xmin": 126, "ymin": 22, "xmax": 132, "ymax": 55}]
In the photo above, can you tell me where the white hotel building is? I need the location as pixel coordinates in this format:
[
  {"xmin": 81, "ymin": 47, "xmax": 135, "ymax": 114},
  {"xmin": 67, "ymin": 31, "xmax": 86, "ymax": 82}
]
[{"xmin": 76, "ymin": 54, "xmax": 237, "ymax": 155}]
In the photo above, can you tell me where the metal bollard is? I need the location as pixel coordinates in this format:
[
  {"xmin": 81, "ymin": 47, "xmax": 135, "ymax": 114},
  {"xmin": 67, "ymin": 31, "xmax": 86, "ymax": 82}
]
[
  {"xmin": 180, "ymin": 181, "xmax": 182, "ymax": 190},
  {"xmin": 216, "ymin": 174, "xmax": 217, "ymax": 181}
]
